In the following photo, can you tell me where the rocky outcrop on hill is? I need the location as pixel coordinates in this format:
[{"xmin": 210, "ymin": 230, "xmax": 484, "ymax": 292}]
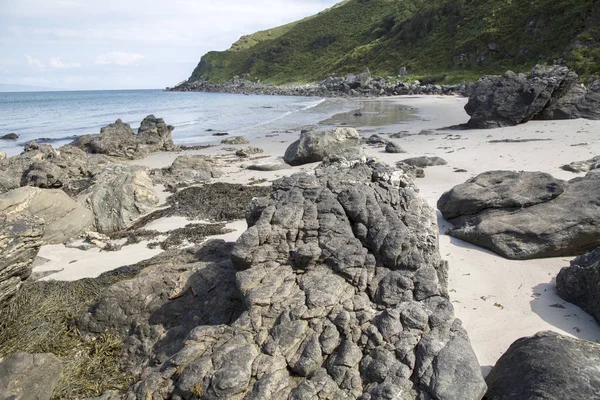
[
  {"xmin": 438, "ymin": 170, "xmax": 600, "ymax": 259},
  {"xmin": 150, "ymin": 155, "xmax": 222, "ymax": 190},
  {"xmin": 0, "ymin": 213, "xmax": 43, "ymax": 307},
  {"xmin": 465, "ymin": 65, "xmax": 600, "ymax": 128},
  {"xmin": 0, "ymin": 352, "xmax": 63, "ymax": 400},
  {"xmin": 485, "ymin": 331, "xmax": 600, "ymax": 399},
  {"xmin": 0, "ymin": 186, "xmax": 93, "ymax": 244},
  {"xmin": 71, "ymin": 115, "xmax": 177, "ymax": 159},
  {"xmin": 82, "ymin": 159, "xmax": 486, "ymax": 399},
  {"xmin": 78, "ymin": 166, "xmax": 159, "ymax": 234},
  {"xmin": 556, "ymin": 247, "xmax": 600, "ymax": 324},
  {"xmin": 284, "ymin": 127, "xmax": 361, "ymax": 166}
]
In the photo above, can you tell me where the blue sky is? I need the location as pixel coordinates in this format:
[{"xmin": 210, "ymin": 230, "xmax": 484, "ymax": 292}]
[{"xmin": 0, "ymin": 0, "xmax": 339, "ymax": 90}]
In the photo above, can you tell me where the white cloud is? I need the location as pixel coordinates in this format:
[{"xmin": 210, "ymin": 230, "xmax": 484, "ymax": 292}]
[
  {"xmin": 95, "ymin": 52, "xmax": 146, "ymax": 66},
  {"xmin": 48, "ymin": 56, "xmax": 81, "ymax": 69},
  {"xmin": 25, "ymin": 55, "xmax": 45, "ymax": 69}
]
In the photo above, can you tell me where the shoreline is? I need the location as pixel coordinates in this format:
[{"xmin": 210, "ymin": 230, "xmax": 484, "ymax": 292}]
[{"xmin": 10, "ymin": 93, "xmax": 600, "ymax": 375}]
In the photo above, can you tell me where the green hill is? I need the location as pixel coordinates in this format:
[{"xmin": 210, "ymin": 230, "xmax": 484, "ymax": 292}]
[{"xmin": 186, "ymin": 0, "xmax": 600, "ymax": 85}]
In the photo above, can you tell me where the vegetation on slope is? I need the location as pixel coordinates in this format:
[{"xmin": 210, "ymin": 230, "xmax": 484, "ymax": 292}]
[{"xmin": 188, "ymin": 0, "xmax": 600, "ymax": 85}]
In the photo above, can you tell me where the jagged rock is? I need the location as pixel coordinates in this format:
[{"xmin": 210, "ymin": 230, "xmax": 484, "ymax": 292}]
[
  {"xmin": 438, "ymin": 170, "xmax": 600, "ymax": 259},
  {"xmin": 284, "ymin": 127, "xmax": 361, "ymax": 166},
  {"xmin": 0, "ymin": 213, "xmax": 43, "ymax": 307},
  {"xmin": 556, "ymin": 247, "xmax": 600, "ymax": 324},
  {"xmin": 0, "ymin": 186, "xmax": 93, "ymax": 244},
  {"xmin": 401, "ymin": 156, "xmax": 448, "ymax": 168},
  {"xmin": 396, "ymin": 162, "xmax": 425, "ymax": 179},
  {"xmin": 465, "ymin": 65, "xmax": 600, "ymax": 128},
  {"xmin": 221, "ymin": 136, "xmax": 249, "ymax": 145},
  {"xmin": 561, "ymin": 155, "xmax": 600, "ymax": 173},
  {"xmin": 485, "ymin": 331, "xmax": 600, "ymax": 399},
  {"xmin": 151, "ymin": 155, "xmax": 222, "ymax": 188},
  {"xmin": 71, "ymin": 115, "xmax": 177, "ymax": 159},
  {"xmin": 246, "ymin": 158, "xmax": 289, "ymax": 171},
  {"xmin": 236, "ymin": 146, "xmax": 264, "ymax": 157},
  {"xmin": 118, "ymin": 159, "xmax": 485, "ymax": 399},
  {"xmin": 385, "ymin": 142, "xmax": 406, "ymax": 153},
  {"xmin": 364, "ymin": 134, "xmax": 389, "ymax": 147},
  {"xmin": 78, "ymin": 166, "xmax": 158, "ymax": 233},
  {"xmin": 0, "ymin": 352, "xmax": 63, "ymax": 400},
  {"xmin": 0, "ymin": 133, "xmax": 18, "ymax": 140}
]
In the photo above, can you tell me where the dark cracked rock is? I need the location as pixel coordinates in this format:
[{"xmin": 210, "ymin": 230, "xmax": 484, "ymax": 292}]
[
  {"xmin": 109, "ymin": 158, "xmax": 486, "ymax": 400},
  {"xmin": 438, "ymin": 170, "xmax": 600, "ymax": 259},
  {"xmin": 284, "ymin": 127, "xmax": 361, "ymax": 166},
  {"xmin": 485, "ymin": 331, "xmax": 600, "ymax": 400},
  {"xmin": 0, "ymin": 352, "xmax": 63, "ymax": 400},
  {"xmin": 556, "ymin": 247, "xmax": 600, "ymax": 324}
]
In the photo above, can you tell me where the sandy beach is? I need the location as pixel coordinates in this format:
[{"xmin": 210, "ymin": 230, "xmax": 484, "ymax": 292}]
[{"xmin": 32, "ymin": 94, "xmax": 600, "ymax": 373}]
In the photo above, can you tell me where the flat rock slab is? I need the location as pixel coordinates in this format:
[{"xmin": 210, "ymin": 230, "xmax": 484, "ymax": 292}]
[
  {"xmin": 401, "ymin": 156, "xmax": 447, "ymax": 168},
  {"xmin": 486, "ymin": 331, "xmax": 600, "ymax": 399},
  {"xmin": 0, "ymin": 352, "xmax": 63, "ymax": 400}
]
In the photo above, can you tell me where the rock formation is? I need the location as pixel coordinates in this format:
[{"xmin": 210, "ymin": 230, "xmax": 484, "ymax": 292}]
[
  {"xmin": 0, "ymin": 213, "xmax": 44, "ymax": 307},
  {"xmin": 385, "ymin": 142, "xmax": 406, "ymax": 154},
  {"xmin": 71, "ymin": 115, "xmax": 177, "ymax": 159},
  {"xmin": 465, "ymin": 65, "xmax": 600, "ymax": 128},
  {"xmin": 438, "ymin": 170, "xmax": 600, "ymax": 259},
  {"xmin": 0, "ymin": 186, "xmax": 93, "ymax": 244},
  {"xmin": 556, "ymin": 247, "xmax": 600, "ymax": 324},
  {"xmin": 150, "ymin": 155, "xmax": 222, "ymax": 189},
  {"xmin": 0, "ymin": 352, "xmax": 63, "ymax": 400},
  {"xmin": 221, "ymin": 136, "xmax": 249, "ymax": 145},
  {"xmin": 485, "ymin": 331, "xmax": 600, "ymax": 399},
  {"xmin": 284, "ymin": 127, "xmax": 361, "ymax": 166},
  {"xmin": 401, "ymin": 156, "xmax": 447, "ymax": 168},
  {"xmin": 81, "ymin": 159, "xmax": 486, "ymax": 399},
  {"xmin": 561, "ymin": 155, "xmax": 600, "ymax": 173}
]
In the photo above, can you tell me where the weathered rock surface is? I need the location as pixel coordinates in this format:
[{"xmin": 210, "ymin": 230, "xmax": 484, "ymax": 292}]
[
  {"xmin": 364, "ymin": 134, "xmax": 389, "ymax": 147},
  {"xmin": 438, "ymin": 170, "xmax": 600, "ymax": 259},
  {"xmin": 465, "ymin": 65, "xmax": 600, "ymax": 128},
  {"xmin": 562, "ymin": 155, "xmax": 600, "ymax": 173},
  {"xmin": 0, "ymin": 352, "xmax": 63, "ymax": 400},
  {"xmin": 401, "ymin": 156, "xmax": 448, "ymax": 168},
  {"xmin": 78, "ymin": 166, "xmax": 159, "ymax": 233},
  {"xmin": 236, "ymin": 146, "xmax": 264, "ymax": 157},
  {"xmin": 150, "ymin": 155, "xmax": 222, "ymax": 189},
  {"xmin": 221, "ymin": 136, "xmax": 249, "ymax": 145},
  {"xmin": 97, "ymin": 159, "xmax": 486, "ymax": 399},
  {"xmin": 284, "ymin": 127, "xmax": 361, "ymax": 166},
  {"xmin": 485, "ymin": 331, "xmax": 600, "ymax": 400},
  {"xmin": 0, "ymin": 186, "xmax": 93, "ymax": 244},
  {"xmin": 556, "ymin": 247, "xmax": 600, "ymax": 324},
  {"xmin": 246, "ymin": 158, "xmax": 289, "ymax": 171},
  {"xmin": 0, "ymin": 213, "xmax": 43, "ymax": 307},
  {"xmin": 385, "ymin": 142, "xmax": 406, "ymax": 154},
  {"xmin": 71, "ymin": 115, "xmax": 177, "ymax": 159},
  {"xmin": 0, "ymin": 133, "xmax": 18, "ymax": 140}
]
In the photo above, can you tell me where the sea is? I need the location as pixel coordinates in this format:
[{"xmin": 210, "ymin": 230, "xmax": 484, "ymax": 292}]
[{"xmin": 0, "ymin": 89, "xmax": 363, "ymax": 156}]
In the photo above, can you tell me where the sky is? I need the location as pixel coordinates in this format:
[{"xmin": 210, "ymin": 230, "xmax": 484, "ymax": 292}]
[{"xmin": 0, "ymin": 0, "xmax": 340, "ymax": 91}]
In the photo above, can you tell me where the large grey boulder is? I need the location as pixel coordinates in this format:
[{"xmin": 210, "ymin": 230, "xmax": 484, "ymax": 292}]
[
  {"xmin": 438, "ymin": 170, "xmax": 600, "ymax": 259},
  {"xmin": 401, "ymin": 156, "xmax": 447, "ymax": 168},
  {"xmin": 78, "ymin": 166, "xmax": 159, "ymax": 233},
  {"xmin": 119, "ymin": 159, "xmax": 486, "ymax": 399},
  {"xmin": 71, "ymin": 115, "xmax": 177, "ymax": 160},
  {"xmin": 284, "ymin": 127, "xmax": 361, "ymax": 166},
  {"xmin": 150, "ymin": 155, "xmax": 222, "ymax": 188},
  {"xmin": 0, "ymin": 213, "xmax": 44, "ymax": 307},
  {"xmin": 0, "ymin": 352, "xmax": 63, "ymax": 400},
  {"xmin": 0, "ymin": 186, "xmax": 93, "ymax": 244},
  {"xmin": 465, "ymin": 65, "xmax": 600, "ymax": 128},
  {"xmin": 556, "ymin": 247, "xmax": 600, "ymax": 324},
  {"xmin": 485, "ymin": 331, "xmax": 600, "ymax": 399}
]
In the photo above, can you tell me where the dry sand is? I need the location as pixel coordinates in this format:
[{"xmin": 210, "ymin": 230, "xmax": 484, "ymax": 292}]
[{"xmin": 33, "ymin": 94, "xmax": 600, "ymax": 373}]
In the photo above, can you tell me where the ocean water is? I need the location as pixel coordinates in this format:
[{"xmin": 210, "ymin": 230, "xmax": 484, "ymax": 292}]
[{"xmin": 0, "ymin": 89, "xmax": 361, "ymax": 156}]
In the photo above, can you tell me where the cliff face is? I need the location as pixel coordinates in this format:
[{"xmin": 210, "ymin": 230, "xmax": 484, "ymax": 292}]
[{"xmin": 185, "ymin": 0, "xmax": 600, "ymax": 85}]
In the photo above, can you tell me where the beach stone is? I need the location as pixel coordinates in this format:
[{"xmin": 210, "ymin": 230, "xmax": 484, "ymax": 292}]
[
  {"xmin": 364, "ymin": 134, "xmax": 389, "ymax": 147},
  {"xmin": 556, "ymin": 247, "xmax": 600, "ymax": 324},
  {"xmin": 70, "ymin": 115, "xmax": 177, "ymax": 160},
  {"xmin": 0, "ymin": 152, "xmax": 6, "ymax": 161},
  {"xmin": 0, "ymin": 213, "xmax": 44, "ymax": 307},
  {"xmin": 465, "ymin": 65, "xmax": 600, "ymax": 128},
  {"xmin": 120, "ymin": 158, "xmax": 486, "ymax": 399},
  {"xmin": 401, "ymin": 156, "xmax": 447, "ymax": 168},
  {"xmin": 246, "ymin": 157, "xmax": 289, "ymax": 171},
  {"xmin": 221, "ymin": 136, "xmax": 249, "ymax": 145},
  {"xmin": 438, "ymin": 170, "xmax": 600, "ymax": 259},
  {"xmin": 151, "ymin": 155, "xmax": 222, "ymax": 188},
  {"xmin": 0, "ymin": 186, "xmax": 93, "ymax": 244},
  {"xmin": 283, "ymin": 127, "xmax": 361, "ymax": 166},
  {"xmin": 561, "ymin": 155, "xmax": 600, "ymax": 173},
  {"xmin": 235, "ymin": 146, "xmax": 264, "ymax": 157},
  {"xmin": 78, "ymin": 166, "xmax": 158, "ymax": 233},
  {"xmin": 0, "ymin": 352, "xmax": 63, "ymax": 400},
  {"xmin": 486, "ymin": 331, "xmax": 600, "ymax": 399},
  {"xmin": 385, "ymin": 142, "xmax": 406, "ymax": 153},
  {"xmin": 0, "ymin": 133, "xmax": 18, "ymax": 140}
]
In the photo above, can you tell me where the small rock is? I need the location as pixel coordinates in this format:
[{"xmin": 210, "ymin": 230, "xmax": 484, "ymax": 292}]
[
  {"xmin": 221, "ymin": 136, "xmax": 249, "ymax": 145},
  {"xmin": 0, "ymin": 133, "xmax": 18, "ymax": 140},
  {"xmin": 0, "ymin": 152, "xmax": 6, "ymax": 161},
  {"xmin": 385, "ymin": 142, "xmax": 406, "ymax": 153},
  {"xmin": 236, "ymin": 147, "xmax": 264, "ymax": 157},
  {"xmin": 401, "ymin": 156, "xmax": 448, "ymax": 168},
  {"xmin": 212, "ymin": 132, "xmax": 229, "ymax": 136}
]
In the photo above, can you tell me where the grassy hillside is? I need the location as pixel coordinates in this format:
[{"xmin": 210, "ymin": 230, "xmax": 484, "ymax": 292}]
[{"xmin": 187, "ymin": 0, "xmax": 600, "ymax": 85}]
